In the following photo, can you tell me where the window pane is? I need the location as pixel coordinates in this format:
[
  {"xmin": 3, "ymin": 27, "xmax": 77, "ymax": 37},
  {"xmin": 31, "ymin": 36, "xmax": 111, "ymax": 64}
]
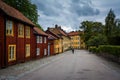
[
  {"xmin": 26, "ymin": 44, "xmax": 30, "ymax": 57},
  {"xmin": 36, "ymin": 48, "xmax": 40, "ymax": 56},
  {"xmin": 18, "ymin": 24, "xmax": 24, "ymax": 37},
  {"xmin": 6, "ymin": 20, "xmax": 13, "ymax": 36},
  {"xmin": 26, "ymin": 26, "xmax": 30, "ymax": 38},
  {"xmin": 8, "ymin": 45, "xmax": 16, "ymax": 62},
  {"xmin": 37, "ymin": 36, "xmax": 39, "ymax": 43}
]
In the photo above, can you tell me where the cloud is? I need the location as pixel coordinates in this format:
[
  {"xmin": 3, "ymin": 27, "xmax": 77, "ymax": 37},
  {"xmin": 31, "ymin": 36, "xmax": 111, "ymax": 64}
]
[
  {"xmin": 70, "ymin": 0, "xmax": 100, "ymax": 16},
  {"xmin": 31, "ymin": 0, "xmax": 120, "ymax": 32}
]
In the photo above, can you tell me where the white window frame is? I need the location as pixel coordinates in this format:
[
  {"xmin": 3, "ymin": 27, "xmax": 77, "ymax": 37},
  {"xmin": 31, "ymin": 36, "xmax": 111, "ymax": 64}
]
[
  {"xmin": 36, "ymin": 48, "xmax": 40, "ymax": 56},
  {"xmin": 37, "ymin": 36, "xmax": 39, "ymax": 43},
  {"xmin": 39, "ymin": 36, "xmax": 42, "ymax": 43}
]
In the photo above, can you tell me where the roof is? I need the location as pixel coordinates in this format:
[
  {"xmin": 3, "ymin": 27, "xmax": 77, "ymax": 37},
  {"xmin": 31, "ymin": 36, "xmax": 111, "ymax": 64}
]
[
  {"xmin": 48, "ymin": 26, "xmax": 69, "ymax": 38},
  {"xmin": 48, "ymin": 34, "xmax": 57, "ymax": 40},
  {"xmin": 34, "ymin": 27, "xmax": 48, "ymax": 36},
  {"xmin": 68, "ymin": 31, "xmax": 81, "ymax": 36},
  {"xmin": 0, "ymin": 0, "xmax": 34, "ymax": 26},
  {"xmin": 46, "ymin": 30, "xmax": 60, "ymax": 39}
]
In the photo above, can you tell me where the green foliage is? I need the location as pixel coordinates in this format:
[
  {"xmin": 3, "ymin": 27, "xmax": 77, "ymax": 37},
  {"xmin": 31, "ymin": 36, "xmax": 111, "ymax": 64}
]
[
  {"xmin": 80, "ymin": 21, "xmax": 104, "ymax": 48},
  {"xmin": 105, "ymin": 9, "xmax": 116, "ymax": 37},
  {"xmin": 89, "ymin": 45, "xmax": 120, "ymax": 58},
  {"xmin": 104, "ymin": 9, "xmax": 120, "ymax": 45},
  {"xmin": 80, "ymin": 9, "xmax": 120, "ymax": 47},
  {"xmin": 86, "ymin": 34, "xmax": 107, "ymax": 47},
  {"xmin": 98, "ymin": 45, "xmax": 120, "ymax": 57},
  {"xmin": 89, "ymin": 47, "xmax": 99, "ymax": 53}
]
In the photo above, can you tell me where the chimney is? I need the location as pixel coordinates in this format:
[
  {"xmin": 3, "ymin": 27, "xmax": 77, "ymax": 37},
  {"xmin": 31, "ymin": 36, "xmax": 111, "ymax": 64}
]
[
  {"xmin": 47, "ymin": 27, "xmax": 50, "ymax": 30},
  {"xmin": 55, "ymin": 24, "xmax": 58, "ymax": 28}
]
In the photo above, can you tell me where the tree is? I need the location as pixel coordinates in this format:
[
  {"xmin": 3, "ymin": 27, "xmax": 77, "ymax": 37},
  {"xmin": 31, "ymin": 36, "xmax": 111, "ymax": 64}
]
[
  {"xmin": 105, "ymin": 9, "xmax": 116, "ymax": 37},
  {"xmin": 86, "ymin": 34, "xmax": 107, "ymax": 47},
  {"xmin": 80, "ymin": 21, "xmax": 104, "ymax": 48},
  {"xmin": 105, "ymin": 9, "xmax": 120, "ymax": 45},
  {"xmin": 3, "ymin": 0, "xmax": 42, "ymax": 30}
]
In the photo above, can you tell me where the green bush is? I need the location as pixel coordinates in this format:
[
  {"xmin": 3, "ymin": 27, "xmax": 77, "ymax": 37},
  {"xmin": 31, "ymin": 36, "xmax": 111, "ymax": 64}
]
[
  {"xmin": 98, "ymin": 45, "xmax": 120, "ymax": 57},
  {"xmin": 89, "ymin": 47, "xmax": 99, "ymax": 53}
]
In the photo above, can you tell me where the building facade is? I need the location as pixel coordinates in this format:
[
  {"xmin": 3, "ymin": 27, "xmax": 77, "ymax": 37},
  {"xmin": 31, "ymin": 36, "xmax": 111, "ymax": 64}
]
[
  {"xmin": 47, "ymin": 25, "xmax": 71, "ymax": 52},
  {"xmin": 0, "ymin": 1, "xmax": 36, "ymax": 68},
  {"xmin": 34, "ymin": 27, "xmax": 48, "ymax": 58},
  {"xmin": 68, "ymin": 31, "xmax": 85, "ymax": 49}
]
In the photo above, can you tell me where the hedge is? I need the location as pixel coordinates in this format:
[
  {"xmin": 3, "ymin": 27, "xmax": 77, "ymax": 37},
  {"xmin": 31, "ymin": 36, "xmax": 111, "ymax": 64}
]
[
  {"xmin": 89, "ymin": 46, "xmax": 99, "ymax": 53},
  {"xmin": 89, "ymin": 45, "xmax": 120, "ymax": 63},
  {"xmin": 98, "ymin": 45, "xmax": 120, "ymax": 57}
]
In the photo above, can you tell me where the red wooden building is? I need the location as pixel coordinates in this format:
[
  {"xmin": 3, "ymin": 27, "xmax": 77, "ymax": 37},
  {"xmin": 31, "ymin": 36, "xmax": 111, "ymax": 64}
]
[
  {"xmin": 33, "ymin": 27, "xmax": 48, "ymax": 58},
  {"xmin": 0, "ymin": 1, "xmax": 36, "ymax": 68}
]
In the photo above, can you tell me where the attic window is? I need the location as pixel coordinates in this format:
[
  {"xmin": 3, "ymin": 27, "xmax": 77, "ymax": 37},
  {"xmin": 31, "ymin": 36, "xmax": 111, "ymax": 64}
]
[{"xmin": 6, "ymin": 20, "xmax": 14, "ymax": 36}]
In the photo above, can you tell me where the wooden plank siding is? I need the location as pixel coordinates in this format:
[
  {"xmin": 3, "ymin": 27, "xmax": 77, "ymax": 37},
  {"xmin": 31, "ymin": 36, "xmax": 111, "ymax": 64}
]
[{"xmin": 0, "ymin": 1, "xmax": 39, "ymax": 68}]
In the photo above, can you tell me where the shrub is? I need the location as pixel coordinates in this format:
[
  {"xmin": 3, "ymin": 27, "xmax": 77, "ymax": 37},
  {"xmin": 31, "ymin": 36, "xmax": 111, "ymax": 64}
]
[
  {"xmin": 89, "ymin": 46, "xmax": 99, "ymax": 53},
  {"xmin": 98, "ymin": 45, "xmax": 120, "ymax": 57}
]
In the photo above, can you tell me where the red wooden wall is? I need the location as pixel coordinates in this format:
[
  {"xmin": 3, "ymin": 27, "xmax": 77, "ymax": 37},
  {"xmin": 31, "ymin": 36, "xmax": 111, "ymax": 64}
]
[{"xmin": 0, "ymin": 12, "xmax": 5, "ymax": 68}]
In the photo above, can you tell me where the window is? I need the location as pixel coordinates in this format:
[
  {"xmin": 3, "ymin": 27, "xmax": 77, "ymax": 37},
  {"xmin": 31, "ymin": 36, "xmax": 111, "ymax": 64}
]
[
  {"xmin": 39, "ymin": 36, "xmax": 42, "ymax": 43},
  {"xmin": 26, "ymin": 26, "xmax": 30, "ymax": 38},
  {"xmin": 37, "ymin": 36, "xmax": 39, "ymax": 43},
  {"xmin": 36, "ymin": 48, "xmax": 40, "ymax": 56},
  {"xmin": 44, "ymin": 37, "xmax": 46, "ymax": 43},
  {"xmin": 26, "ymin": 44, "xmax": 30, "ymax": 57},
  {"xmin": 6, "ymin": 20, "xmax": 14, "ymax": 36},
  {"xmin": 8, "ymin": 45, "xmax": 16, "ymax": 62},
  {"xmin": 44, "ymin": 49, "xmax": 47, "ymax": 56},
  {"xmin": 37, "ymin": 36, "xmax": 42, "ymax": 43},
  {"xmin": 18, "ymin": 24, "xmax": 24, "ymax": 38}
]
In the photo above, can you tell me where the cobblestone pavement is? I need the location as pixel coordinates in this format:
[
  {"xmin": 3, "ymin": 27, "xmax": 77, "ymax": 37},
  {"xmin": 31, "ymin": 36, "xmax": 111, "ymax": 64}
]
[{"xmin": 0, "ymin": 51, "xmax": 69, "ymax": 80}]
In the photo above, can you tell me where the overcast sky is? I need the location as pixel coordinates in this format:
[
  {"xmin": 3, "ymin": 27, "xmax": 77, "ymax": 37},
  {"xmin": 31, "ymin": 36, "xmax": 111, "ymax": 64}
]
[{"xmin": 31, "ymin": 0, "xmax": 120, "ymax": 32}]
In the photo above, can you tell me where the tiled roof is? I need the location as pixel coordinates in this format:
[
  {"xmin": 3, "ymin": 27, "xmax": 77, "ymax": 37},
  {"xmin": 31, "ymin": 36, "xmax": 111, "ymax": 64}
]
[
  {"xmin": 0, "ymin": 0, "xmax": 34, "ymax": 26},
  {"xmin": 34, "ymin": 27, "xmax": 48, "ymax": 36},
  {"xmin": 48, "ymin": 34, "xmax": 57, "ymax": 40},
  {"xmin": 46, "ymin": 30, "xmax": 60, "ymax": 39},
  {"xmin": 68, "ymin": 31, "xmax": 82, "ymax": 36},
  {"xmin": 48, "ymin": 26, "xmax": 69, "ymax": 37}
]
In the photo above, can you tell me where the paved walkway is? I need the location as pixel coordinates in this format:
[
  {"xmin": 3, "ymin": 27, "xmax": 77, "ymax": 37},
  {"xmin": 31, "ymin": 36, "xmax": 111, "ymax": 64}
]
[{"xmin": 0, "ymin": 50, "xmax": 120, "ymax": 80}]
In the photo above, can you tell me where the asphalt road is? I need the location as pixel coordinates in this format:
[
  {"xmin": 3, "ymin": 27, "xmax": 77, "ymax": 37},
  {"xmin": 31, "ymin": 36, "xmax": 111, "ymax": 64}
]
[{"xmin": 18, "ymin": 50, "xmax": 120, "ymax": 80}]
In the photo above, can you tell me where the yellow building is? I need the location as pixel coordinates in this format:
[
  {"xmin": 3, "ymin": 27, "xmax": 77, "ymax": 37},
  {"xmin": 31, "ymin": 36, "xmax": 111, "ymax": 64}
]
[
  {"xmin": 68, "ymin": 31, "xmax": 85, "ymax": 49},
  {"xmin": 46, "ymin": 28, "xmax": 63, "ymax": 54},
  {"xmin": 47, "ymin": 25, "xmax": 71, "ymax": 52},
  {"xmin": 62, "ymin": 36, "xmax": 71, "ymax": 51}
]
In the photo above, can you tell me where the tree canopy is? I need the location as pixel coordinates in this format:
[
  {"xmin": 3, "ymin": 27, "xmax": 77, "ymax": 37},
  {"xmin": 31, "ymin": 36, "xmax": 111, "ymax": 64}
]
[
  {"xmin": 104, "ymin": 9, "xmax": 120, "ymax": 45},
  {"xmin": 80, "ymin": 9, "xmax": 120, "ymax": 48},
  {"xmin": 80, "ymin": 21, "xmax": 105, "ymax": 48}
]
